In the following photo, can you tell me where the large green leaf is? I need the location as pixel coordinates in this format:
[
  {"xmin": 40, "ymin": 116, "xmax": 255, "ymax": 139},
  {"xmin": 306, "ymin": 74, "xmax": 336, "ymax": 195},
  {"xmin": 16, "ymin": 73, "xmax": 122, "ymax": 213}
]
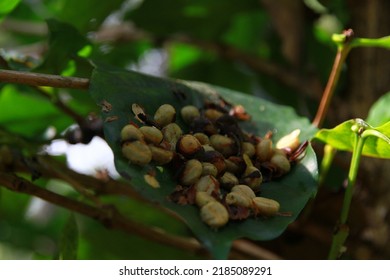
[
  {"xmin": 315, "ymin": 119, "xmax": 390, "ymax": 159},
  {"xmin": 89, "ymin": 64, "xmax": 318, "ymax": 259}
]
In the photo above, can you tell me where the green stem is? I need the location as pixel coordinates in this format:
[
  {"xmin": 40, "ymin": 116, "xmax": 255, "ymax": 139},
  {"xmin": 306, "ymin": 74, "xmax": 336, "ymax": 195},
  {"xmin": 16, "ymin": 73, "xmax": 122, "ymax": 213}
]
[
  {"xmin": 328, "ymin": 133, "xmax": 365, "ymax": 259},
  {"xmin": 350, "ymin": 36, "xmax": 390, "ymax": 49},
  {"xmin": 340, "ymin": 134, "xmax": 365, "ymax": 224}
]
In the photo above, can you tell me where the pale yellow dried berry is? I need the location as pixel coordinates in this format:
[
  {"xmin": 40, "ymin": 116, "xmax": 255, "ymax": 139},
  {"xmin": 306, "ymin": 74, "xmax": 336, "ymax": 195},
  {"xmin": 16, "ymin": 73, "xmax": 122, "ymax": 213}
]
[
  {"xmin": 180, "ymin": 159, "xmax": 203, "ymax": 186},
  {"xmin": 276, "ymin": 129, "xmax": 300, "ymax": 151},
  {"xmin": 194, "ymin": 175, "xmax": 220, "ymax": 194},
  {"xmin": 219, "ymin": 172, "xmax": 239, "ymax": 190},
  {"xmin": 181, "ymin": 105, "xmax": 200, "ymax": 124},
  {"xmin": 270, "ymin": 153, "xmax": 291, "ymax": 175},
  {"xmin": 154, "ymin": 104, "xmax": 176, "ymax": 127},
  {"xmin": 210, "ymin": 134, "xmax": 236, "ymax": 157},
  {"xmin": 200, "ymin": 201, "xmax": 229, "ymax": 228},
  {"xmin": 121, "ymin": 141, "xmax": 152, "ymax": 166},
  {"xmin": 204, "ymin": 109, "xmax": 224, "ymax": 122},
  {"xmin": 144, "ymin": 174, "xmax": 160, "ymax": 188},
  {"xmin": 120, "ymin": 124, "xmax": 144, "ymax": 142},
  {"xmin": 193, "ymin": 133, "xmax": 210, "ymax": 145},
  {"xmin": 231, "ymin": 184, "xmax": 256, "ymax": 199},
  {"xmin": 242, "ymin": 154, "xmax": 262, "ymax": 190},
  {"xmin": 149, "ymin": 145, "xmax": 174, "ymax": 165},
  {"xmin": 195, "ymin": 191, "xmax": 216, "ymax": 208},
  {"xmin": 256, "ymin": 139, "xmax": 273, "ymax": 162},
  {"xmin": 139, "ymin": 126, "xmax": 163, "ymax": 145},
  {"xmin": 162, "ymin": 123, "xmax": 183, "ymax": 148},
  {"xmin": 252, "ymin": 197, "xmax": 280, "ymax": 216},
  {"xmin": 225, "ymin": 192, "xmax": 252, "ymax": 207},
  {"xmin": 242, "ymin": 142, "xmax": 255, "ymax": 158},
  {"xmin": 201, "ymin": 162, "xmax": 218, "ymax": 177}
]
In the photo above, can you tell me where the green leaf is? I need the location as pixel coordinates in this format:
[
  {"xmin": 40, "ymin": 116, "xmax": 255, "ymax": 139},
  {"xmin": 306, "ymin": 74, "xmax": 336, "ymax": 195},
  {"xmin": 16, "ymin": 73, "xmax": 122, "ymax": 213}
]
[
  {"xmin": 366, "ymin": 92, "xmax": 390, "ymax": 127},
  {"xmin": 89, "ymin": 64, "xmax": 318, "ymax": 259},
  {"xmin": 0, "ymin": 0, "xmax": 20, "ymax": 19},
  {"xmin": 315, "ymin": 119, "xmax": 390, "ymax": 159},
  {"xmin": 59, "ymin": 214, "xmax": 78, "ymax": 260},
  {"xmin": 126, "ymin": 0, "xmax": 259, "ymax": 40},
  {"xmin": 37, "ymin": 19, "xmax": 91, "ymax": 75},
  {"xmin": 58, "ymin": 0, "xmax": 123, "ymax": 32}
]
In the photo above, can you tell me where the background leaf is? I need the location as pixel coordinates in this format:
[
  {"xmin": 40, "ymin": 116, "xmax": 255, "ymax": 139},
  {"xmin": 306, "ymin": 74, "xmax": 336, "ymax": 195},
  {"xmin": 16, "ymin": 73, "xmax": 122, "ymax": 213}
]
[
  {"xmin": 315, "ymin": 119, "xmax": 390, "ymax": 159},
  {"xmin": 0, "ymin": 0, "xmax": 20, "ymax": 19},
  {"xmin": 0, "ymin": 85, "xmax": 72, "ymax": 139},
  {"xmin": 366, "ymin": 91, "xmax": 390, "ymax": 127},
  {"xmin": 89, "ymin": 64, "xmax": 318, "ymax": 259},
  {"xmin": 59, "ymin": 213, "xmax": 78, "ymax": 260}
]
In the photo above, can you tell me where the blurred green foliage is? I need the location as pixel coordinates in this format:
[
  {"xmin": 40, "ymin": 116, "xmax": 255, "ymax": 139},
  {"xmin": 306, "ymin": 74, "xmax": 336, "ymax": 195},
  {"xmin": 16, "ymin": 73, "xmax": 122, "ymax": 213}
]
[{"xmin": 0, "ymin": 0, "xmax": 350, "ymax": 259}]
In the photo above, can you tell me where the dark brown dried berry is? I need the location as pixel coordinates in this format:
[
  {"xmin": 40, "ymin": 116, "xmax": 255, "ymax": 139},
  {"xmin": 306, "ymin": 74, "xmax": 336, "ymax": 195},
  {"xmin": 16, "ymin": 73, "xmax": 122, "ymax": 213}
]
[{"xmin": 176, "ymin": 134, "xmax": 203, "ymax": 157}]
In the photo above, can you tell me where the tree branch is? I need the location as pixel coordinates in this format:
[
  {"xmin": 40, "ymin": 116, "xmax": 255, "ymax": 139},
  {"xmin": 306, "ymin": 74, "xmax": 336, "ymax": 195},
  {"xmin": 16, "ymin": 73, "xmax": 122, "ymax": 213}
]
[
  {"xmin": 0, "ymin": 172, "xmax": 205, "ymax": 256},
  {"xmin": 0, "ymin": 69, "xmax": 89, "ymax": 90}
]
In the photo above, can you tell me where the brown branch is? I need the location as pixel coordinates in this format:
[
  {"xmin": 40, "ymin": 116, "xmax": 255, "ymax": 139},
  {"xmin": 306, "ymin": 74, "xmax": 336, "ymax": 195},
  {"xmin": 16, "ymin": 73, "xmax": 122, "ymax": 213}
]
[
  {"xmin": 4, "ymin": 151, "xmax": 282, "ymax": 259},
  {"xmin": 0, "ymin": 172, "xmax": 205, "ymax": 256},
  {"xmin": 0, "ymin": 69, "xmax": 89, "ymax": 90}
]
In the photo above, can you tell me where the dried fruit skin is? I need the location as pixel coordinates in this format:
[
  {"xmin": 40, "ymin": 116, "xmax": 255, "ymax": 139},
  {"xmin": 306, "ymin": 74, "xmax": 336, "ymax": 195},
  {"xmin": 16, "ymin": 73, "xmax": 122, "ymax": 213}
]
[
  {"xmin": 200, "ymin": 201, "xmax": 229, "ymax": 228},
  {"xmin": 122, "ymin": 141, "xmax": 152, "ymax": 166}
]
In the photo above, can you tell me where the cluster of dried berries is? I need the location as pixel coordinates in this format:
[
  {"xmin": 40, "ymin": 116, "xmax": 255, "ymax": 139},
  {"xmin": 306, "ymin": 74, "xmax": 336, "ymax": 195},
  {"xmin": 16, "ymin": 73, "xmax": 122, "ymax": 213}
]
[{"xmin": 120, "ymin": 101, "xmax": 306, "ymax": 229}]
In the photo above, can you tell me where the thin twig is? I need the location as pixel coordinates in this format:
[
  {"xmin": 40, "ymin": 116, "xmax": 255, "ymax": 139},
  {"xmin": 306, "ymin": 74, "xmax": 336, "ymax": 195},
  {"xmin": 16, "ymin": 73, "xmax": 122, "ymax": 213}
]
[
  {"xmin": 0, "ymin": 69, "xmax": 89, "ymax": 90},
  {"xmin": 5, "ymin": 151, "xmax": 282, "ymax": 259}
]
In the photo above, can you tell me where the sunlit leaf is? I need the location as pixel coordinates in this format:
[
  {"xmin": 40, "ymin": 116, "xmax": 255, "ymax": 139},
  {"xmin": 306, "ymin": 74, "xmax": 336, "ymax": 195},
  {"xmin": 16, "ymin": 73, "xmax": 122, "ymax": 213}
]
[
  {"xmin": 89, "ymin": 64, "xmax": 318, "ymax": 259},
  {"xmin": 315, "ymin": 119, "xmax": 390, "ymax": 159},
  {"xmin": 366, "ymin": 91, "xmax": 390, "ymax": 127}
]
